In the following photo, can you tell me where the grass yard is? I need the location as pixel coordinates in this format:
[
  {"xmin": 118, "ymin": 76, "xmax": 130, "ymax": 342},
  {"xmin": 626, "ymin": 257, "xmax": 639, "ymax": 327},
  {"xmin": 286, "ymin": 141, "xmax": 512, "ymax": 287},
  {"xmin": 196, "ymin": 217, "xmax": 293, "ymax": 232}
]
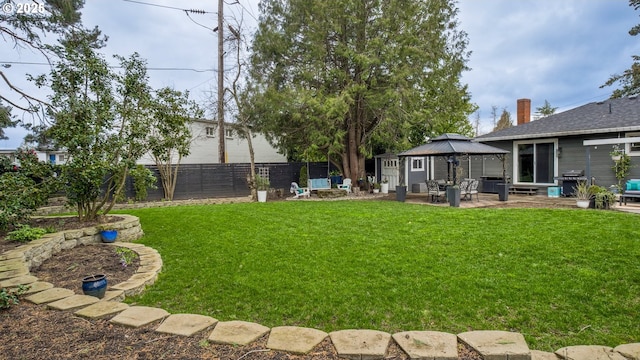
[{"xmin": 119, "ymin": 201, "xmax": 640, "ymax": 351}]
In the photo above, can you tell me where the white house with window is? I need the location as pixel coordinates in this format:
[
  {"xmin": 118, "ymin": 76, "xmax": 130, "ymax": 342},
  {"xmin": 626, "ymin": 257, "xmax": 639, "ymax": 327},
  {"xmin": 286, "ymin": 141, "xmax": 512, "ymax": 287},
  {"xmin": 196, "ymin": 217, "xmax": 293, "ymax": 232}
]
[
  {"xmin": 475, "ymin": 97, "xmax": 640, "ymax": 192},
  {"xmin": 138, "ymin": 119, "xmax": 287, "ymax": 165}
]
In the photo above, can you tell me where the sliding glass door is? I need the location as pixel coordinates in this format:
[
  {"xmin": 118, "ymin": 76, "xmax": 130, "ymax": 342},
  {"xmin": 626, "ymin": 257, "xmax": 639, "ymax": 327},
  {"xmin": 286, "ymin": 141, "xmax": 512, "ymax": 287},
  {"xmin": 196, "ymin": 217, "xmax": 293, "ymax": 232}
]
[{"xmin": 515, "ymin": 141, "xmax": 556, "ymax": 184}]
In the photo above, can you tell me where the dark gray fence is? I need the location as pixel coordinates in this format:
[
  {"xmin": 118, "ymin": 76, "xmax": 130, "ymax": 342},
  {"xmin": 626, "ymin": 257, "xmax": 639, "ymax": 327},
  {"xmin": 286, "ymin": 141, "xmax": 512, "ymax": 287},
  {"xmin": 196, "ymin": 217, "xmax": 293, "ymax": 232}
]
[{"xmin": 122, "ymin": 162, "xmax": 331, "ymax": 201}]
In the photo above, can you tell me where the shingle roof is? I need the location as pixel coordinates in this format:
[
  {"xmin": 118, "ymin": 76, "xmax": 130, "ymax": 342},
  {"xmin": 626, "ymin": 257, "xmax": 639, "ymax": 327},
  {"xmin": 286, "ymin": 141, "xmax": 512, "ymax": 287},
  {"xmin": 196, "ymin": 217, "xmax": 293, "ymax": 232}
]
[{"xmin": 475, "ymin": 96, "xmax": 640, "ymax": 142}]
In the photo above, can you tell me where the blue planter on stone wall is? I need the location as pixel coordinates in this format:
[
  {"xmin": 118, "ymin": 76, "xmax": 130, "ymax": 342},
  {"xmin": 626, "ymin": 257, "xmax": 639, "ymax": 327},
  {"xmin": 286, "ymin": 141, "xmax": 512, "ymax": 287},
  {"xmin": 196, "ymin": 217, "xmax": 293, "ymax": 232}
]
[{"xmin": 100, "ymin": 230, "xmax": 118, "ymax": 243}]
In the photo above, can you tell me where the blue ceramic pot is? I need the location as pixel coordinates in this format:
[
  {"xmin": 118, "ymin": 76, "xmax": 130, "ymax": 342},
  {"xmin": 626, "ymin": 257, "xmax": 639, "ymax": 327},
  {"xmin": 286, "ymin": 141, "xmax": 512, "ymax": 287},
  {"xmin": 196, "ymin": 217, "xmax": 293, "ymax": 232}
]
[
  {"xmin": 100, "ymin": 230, "xmax": 118, "ymax": 243},
  {"xmin": 82, "ymin": 274, "xmax": 107, "ymax": 299}
]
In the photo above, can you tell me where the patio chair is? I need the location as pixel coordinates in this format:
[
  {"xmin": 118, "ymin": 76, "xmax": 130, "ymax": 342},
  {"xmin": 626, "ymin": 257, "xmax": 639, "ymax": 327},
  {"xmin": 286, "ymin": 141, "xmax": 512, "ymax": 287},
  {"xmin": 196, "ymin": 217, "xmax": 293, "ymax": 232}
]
[
  {"xmin": 290, "ymin": 182, "xmax": 310, "ymax": 198},
  {"xmin": 459, "ymin": 179, "xmax": 471, "ymax": 200},
  {"xmin": 467, "ymin": 179, "xmax": 479, "ymax": 201},
  {"xmin": 337, "ymin": 178, "xmax": 352, "ymax": 192},
  {"xmin": 426, "ymin": 180, "xmax": 443, "ymax": 203}
]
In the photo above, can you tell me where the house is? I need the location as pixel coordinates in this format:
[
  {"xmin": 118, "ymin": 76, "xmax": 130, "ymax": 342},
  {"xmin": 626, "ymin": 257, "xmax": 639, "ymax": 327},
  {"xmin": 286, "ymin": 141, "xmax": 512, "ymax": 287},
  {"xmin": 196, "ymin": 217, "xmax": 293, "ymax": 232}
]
[
  {"xmin": 474, "ymin": 97, "xmax": 640, "ymax": 193},
  {"xmin": 0, "ymin": 149, "xmax": 68, "ymax": 166},
  {"xmin": 137, "ymin": 119, "xmax": 287, "ymax": 165}
]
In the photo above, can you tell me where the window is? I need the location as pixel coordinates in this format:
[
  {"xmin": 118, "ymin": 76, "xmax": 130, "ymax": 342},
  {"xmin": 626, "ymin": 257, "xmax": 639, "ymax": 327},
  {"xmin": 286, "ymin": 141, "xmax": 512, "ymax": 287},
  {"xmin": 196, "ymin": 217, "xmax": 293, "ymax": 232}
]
[
  {"xmin": 626, "ymin": 132, "xmax": 640, "ymax": 156},
  {"xmin": 58, "ymin": 154, "xmax": 65, "ymax": 162},
  {"xmin": 257, "ymin": 167, "xmax": 270, "ymax": 181},
  {"xmin": 225, "ymin": 129, "xmax": 233, "ymax": 139},
  {"xmin": 411, "ymin": 157, "xmax": 424, "ymax": 171},
  {"xmin": 205, "ymin": 127, "xmax": 215, "ymax": 137},
  {"xmin": 514, "ymin": 140, "xmax": 557, "ymax": 184}
]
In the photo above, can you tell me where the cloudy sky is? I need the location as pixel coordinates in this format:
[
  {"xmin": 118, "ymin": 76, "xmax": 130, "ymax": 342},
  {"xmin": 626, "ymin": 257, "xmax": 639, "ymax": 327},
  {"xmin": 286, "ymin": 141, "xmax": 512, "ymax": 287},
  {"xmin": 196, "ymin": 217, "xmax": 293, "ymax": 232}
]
[{"xmin": 1, "ymin": 0, "xmax": 638, "ymax": 148}]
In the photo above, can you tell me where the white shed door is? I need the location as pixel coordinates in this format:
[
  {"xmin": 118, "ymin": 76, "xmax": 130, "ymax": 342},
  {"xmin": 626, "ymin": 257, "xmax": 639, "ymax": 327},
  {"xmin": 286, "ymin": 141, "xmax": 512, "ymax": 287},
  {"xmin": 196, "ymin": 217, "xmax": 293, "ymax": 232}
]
[{"xmin": 381, "ymin": 158, "xmax": 400, "ymax": 188}]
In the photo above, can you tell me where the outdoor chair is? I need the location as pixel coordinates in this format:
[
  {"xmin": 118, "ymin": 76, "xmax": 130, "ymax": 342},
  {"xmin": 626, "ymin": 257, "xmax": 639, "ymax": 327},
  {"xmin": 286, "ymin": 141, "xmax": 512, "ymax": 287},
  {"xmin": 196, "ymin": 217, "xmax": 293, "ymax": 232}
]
[
  {"xmin": 459, "ymin": 179, "xmax": 471, "ymax": 200},
  {"xmin": 337, "ymin": 178, "xmax": 352, "ymax": 192},
  {"xmin": 426, "ymin": 180, "xmax": 443, "ymax": 203},
  {"xmin": 460, "ymin": 179, "xmax": 480, "ymax": 201},
  {"xmin": 290, "ymin": 182, "xmax": 310, "ymax": 198}
]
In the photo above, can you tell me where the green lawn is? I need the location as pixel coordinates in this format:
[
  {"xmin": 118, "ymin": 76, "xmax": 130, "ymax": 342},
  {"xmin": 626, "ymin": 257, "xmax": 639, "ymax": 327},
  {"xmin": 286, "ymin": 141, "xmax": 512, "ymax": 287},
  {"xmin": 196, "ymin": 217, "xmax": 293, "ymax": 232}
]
[{"xmin": 118, "ymin": 201, "xmax": 640, "ymax": 351}]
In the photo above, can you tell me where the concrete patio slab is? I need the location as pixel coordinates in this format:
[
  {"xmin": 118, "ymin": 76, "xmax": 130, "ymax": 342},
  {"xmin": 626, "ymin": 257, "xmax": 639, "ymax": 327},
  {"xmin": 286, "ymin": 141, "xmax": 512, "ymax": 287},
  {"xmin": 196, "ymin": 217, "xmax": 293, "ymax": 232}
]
[
  {"xmin": 208, "ymin": 320, "xmax": 270, "ymax": 346},
  {"xmin": 109, "ymin": 306, "xmax": 170, "ymax": 328},
  {"xmin": 330, "ymin": 329, "xmax": 391, "ymax": 360},
  {"xmin": 155, "ymin": 314, "xmax": 218, "ymax": 337},
  {"xmin": 530, "ymin": 350, "xmax": 561, "ymax": 360},
  {"xmin": 75, "ymin": 301, "xmax": 130, "ymax": 319},
  {"xmin": 458, "ymin": 330, "xmax": 530, "ymax": 360},
  {"xmin": 555, "ymin": 345, "xmax": 627, "ymax": 360},
  {"xmin": 266, "ymin": 326, "xmax": 328, "ymax": 354},
  {"xmin": 24, "ymin": 287, "xmax": 75, "ymax": 305},
  {"xmin": 0, "ymin": 274, "xmax": 38, "ymax": 288},
  {"xmin": 22, "ymin": 281, "xmax": 54, "ymax": 294},
  {"xmin": 392, "ymin": 331, "xmax": 458, "ymax": 360},
  {"xmin": 47, "ymin": 294, "xmax": 99, "ymax": 311},
  {"xmin": 614, "ymin": 343, "xmax": 640, "ymax": 360}
]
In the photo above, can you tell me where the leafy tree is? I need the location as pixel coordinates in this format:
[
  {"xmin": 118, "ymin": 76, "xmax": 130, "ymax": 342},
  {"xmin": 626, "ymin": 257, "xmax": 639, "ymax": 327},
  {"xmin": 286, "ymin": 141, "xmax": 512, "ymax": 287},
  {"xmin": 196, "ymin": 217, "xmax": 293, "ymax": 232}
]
[
  {"xmin": 601, "ymin": 0, "xmax": 640, "ymax": 98},
  {"xmin": 0, "ymin": 148, "xmax": 59, "ymax": 231},
  {"xmin": 0, "ymin": 100, "xmax": 18, "ymax": 140},
  {"xmin": 1, "ymin": 0, "xmax": 84, "ymax": 112},
  {"xmin": 249, "ymin": 0, "xmax": 475, "ymax": 179},
  {"xmin": 493, "ymin": 109, "xmax": 513, "ymax": 131},
  {"xmin": 535, "ymin": 99, "xmax": 557, "ymax": 118},
  {"xmin": 42, "ymin": 29, "xmax": 153, "ymax": 221},
  {"xmin": 147, "ymin": 88, "xmax": 202, "ymax": 201}
]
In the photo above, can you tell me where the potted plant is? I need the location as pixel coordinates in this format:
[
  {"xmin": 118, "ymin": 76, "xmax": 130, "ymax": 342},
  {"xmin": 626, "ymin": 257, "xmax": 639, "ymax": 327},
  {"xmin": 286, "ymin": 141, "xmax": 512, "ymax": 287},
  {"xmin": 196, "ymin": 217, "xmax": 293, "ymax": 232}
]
[
  {"xmin": 611, "ymin": 145, "xmax": 632, "ymax": 193},
  {"xmin": 380, "ymin": 178, "xmax": 389, "ymax": 194},
  {"xmin": 589, "ymin": 185, "xmax": 616, "ymax": 209},
  {"xmin": 373, "ymin": 182, "xmax": 380, "ymax": 194},
  {"xmin": 496, "ymin": 154, "xmax": 510, "ymax": 201},
  {"xmin": 96, "ymin": 224, "xmax": 118, "ymax": 243},
  {"xmin": 574, "ymin": 180, "xmax": 591, "ymax": 209},
  {"xmin": 81, "ymin": 274, "xmax": 107, "ymax": 299},
  {"xmin": 255, "ymin": 174, "xmax": 270, "ymax": 203}
]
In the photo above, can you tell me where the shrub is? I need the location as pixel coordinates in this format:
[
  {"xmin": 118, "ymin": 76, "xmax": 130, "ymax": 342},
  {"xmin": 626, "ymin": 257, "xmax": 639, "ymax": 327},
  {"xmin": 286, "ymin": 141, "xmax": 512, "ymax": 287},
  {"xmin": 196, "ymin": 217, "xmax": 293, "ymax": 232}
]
[
  {"xmin": 299, "ymin": 165, "xmax": 308, "ymax": 187},
  {"xmin": 6, "ymin": 224, "xmax": 48, "ymax": 243},
  {"xmin": 0, "ymin": 285, "xmax": 29, "ymax": 310},
  {"xmin": 130, "ymin": 165, "xmax": 157, "ymax": 202},
  {"xmin": 255, "ymin": 174, "xmax": 270, "ymax": 191},
  {"xmin": 114, "ymin": 247, "xmax": 139, "ymax": 268}
]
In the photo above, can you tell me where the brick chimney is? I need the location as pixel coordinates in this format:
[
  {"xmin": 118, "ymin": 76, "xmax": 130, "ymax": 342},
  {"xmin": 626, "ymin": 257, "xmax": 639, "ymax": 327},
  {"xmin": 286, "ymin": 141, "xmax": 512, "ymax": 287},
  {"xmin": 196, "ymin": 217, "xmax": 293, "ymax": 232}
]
[{"xmin": 517, "ymin": 98, "xmax": 531, "ymax": 125}]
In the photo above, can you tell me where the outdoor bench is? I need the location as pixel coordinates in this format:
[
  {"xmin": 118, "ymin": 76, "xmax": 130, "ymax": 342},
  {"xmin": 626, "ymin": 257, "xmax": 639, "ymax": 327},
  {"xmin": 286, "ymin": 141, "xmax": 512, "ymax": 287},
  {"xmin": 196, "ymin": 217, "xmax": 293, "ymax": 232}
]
[{"xmin": 509, "ymin": 186, "xmax": 537, "ymax": 195}]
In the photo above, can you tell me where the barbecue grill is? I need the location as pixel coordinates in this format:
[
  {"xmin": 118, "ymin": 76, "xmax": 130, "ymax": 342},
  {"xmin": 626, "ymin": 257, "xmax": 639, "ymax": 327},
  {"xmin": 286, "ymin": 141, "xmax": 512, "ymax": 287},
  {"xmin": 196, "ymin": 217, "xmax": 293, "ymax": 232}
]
[{"xmin": 554, "ymin": 170, "xmax": 587, "ymax": 196}]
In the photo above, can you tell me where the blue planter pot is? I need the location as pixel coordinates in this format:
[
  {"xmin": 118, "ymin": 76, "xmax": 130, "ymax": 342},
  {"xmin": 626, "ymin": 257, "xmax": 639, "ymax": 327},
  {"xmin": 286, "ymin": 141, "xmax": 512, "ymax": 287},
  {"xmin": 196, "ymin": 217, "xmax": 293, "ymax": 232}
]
[
  {"xmin": 100, "ymin": 230, "xmax": 118, "ymax": 243},
  {"xmin": 82, "ymin": 274, "xmax": 107, "ymax": 299}
]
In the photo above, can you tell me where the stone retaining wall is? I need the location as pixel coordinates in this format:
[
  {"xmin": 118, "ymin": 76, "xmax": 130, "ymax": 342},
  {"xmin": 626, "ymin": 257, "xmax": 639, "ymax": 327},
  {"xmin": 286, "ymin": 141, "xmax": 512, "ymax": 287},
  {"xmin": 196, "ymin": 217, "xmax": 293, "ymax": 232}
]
[{"xmin": 7, "ymin": 214, "xmax": 143, "ymax": 269}]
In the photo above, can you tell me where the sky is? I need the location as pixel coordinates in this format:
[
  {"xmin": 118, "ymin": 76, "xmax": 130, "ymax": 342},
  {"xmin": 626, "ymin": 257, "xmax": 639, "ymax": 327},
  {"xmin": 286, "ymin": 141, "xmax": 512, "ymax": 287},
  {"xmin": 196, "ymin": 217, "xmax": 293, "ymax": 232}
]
[{"xmin": 1, "ymin": 0, "xmax": 638, "ymax": 149}]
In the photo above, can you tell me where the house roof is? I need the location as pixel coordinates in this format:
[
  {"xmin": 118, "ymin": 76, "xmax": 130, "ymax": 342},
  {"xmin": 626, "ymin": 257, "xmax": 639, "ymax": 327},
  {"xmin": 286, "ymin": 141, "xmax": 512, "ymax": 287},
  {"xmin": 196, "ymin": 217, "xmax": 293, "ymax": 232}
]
[{"xmin": 476, "ymin": 96, "xmax": 640, "ymax": 142}]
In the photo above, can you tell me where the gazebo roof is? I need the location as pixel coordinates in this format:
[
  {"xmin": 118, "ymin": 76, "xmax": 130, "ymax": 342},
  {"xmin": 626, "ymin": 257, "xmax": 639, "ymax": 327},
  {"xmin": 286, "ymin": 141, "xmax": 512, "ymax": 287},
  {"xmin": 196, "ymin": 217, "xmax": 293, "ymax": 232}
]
[{"xmin": 399, "ymin": 133, "xmax": 510, "ymax": 157}]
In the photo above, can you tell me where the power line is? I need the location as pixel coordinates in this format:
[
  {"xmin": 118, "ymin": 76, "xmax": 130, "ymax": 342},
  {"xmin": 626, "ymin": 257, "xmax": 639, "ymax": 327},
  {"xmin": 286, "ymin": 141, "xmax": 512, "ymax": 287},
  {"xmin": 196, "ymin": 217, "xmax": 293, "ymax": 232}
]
[
  {"xmin": 122, "ymin": 0, "xmax": 215, "ymax": 14},
  {"xmin": 1, "ymin": 61, "xmax": 217, "ymax": 72}
]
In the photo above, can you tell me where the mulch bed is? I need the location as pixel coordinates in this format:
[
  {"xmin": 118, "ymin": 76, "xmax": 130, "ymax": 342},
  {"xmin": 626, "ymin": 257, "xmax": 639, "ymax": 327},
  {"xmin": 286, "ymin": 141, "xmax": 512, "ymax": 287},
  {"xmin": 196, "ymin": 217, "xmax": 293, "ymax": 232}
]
[{"xmin": 0, "ymin": 215, "xmax": 483, "ymax": 360}]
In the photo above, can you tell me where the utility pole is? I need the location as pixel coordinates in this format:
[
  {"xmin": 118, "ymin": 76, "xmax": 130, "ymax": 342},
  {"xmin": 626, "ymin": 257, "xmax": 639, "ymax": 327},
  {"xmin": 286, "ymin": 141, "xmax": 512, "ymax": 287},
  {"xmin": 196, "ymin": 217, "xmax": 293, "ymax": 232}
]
[{"xmin": 217, "ymin": 0, "xmax": 226, "ymax": 163}]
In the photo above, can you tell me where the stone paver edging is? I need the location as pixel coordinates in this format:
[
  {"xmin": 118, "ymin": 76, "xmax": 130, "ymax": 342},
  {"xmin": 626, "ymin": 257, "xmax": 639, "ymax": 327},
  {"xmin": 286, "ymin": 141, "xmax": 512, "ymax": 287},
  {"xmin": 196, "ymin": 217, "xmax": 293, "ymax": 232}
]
[{"xmin": 1, "ymin": 214, "xmax": 639, "ymax": 359}]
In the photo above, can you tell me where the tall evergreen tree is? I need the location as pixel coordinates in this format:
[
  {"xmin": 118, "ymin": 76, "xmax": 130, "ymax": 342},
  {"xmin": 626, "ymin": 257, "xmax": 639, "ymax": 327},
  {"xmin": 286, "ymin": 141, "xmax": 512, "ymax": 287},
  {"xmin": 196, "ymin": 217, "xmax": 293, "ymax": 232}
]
[
  {"xmin": 249, "ymin": 0, "xmax": 475, "ymax": 179},
  {"xmin": 601, "ymin": 0, "xmax": 640, "ymax": 98},
  {"xmin": 494, "ymin": 109, "xmax": 512, "ymax": 131}
]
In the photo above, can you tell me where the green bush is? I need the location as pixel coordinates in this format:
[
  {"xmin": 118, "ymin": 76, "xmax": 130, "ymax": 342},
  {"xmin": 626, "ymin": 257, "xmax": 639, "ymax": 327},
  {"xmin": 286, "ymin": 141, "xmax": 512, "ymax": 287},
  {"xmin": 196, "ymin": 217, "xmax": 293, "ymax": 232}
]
[
  {"xmin": 130, "ymin": 165, "xmax": 157, "ymax": 202},
  {"xmin": 299, "ymin": 165, "xmax": 308, "ymax": 187},
  {"xmin": 6, "ymin": 224, "xmax": 48, "ymax": 243},
  {"xmin": 0, "ymin": 285, "xmax": 29, "ymax": 310}
]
